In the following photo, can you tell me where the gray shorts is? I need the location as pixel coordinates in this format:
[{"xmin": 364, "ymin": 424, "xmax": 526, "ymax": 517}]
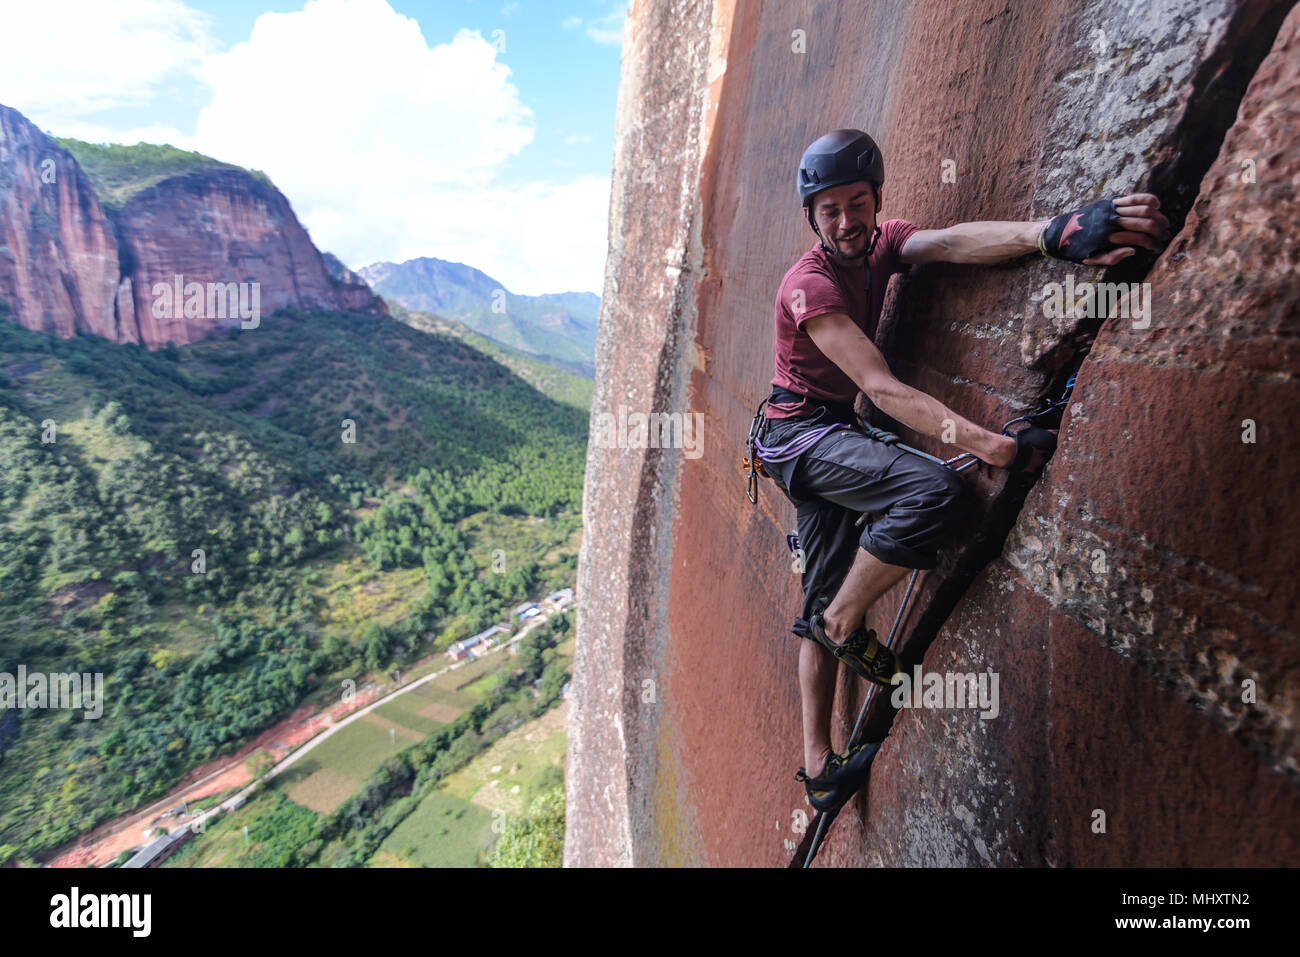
[{"xmin": 758, "ymin": 411, "xmax": 971, "ymax": 640}]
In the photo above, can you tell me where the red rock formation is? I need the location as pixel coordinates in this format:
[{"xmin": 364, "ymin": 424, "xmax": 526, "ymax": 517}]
[
  {"xmin": 115, "ymin": 167, "xmax": 385, "ymax": 346},
  {"xmin": 0, "ymin": 105, "xmax": 122, "ymax": 340},
  {"xmin": 568, "ymin": 0, "xmax": 1300, "ymax": 866},
  {"xmin": 0, "ymin": 103, "xmax": 384, "ymax": 348}
]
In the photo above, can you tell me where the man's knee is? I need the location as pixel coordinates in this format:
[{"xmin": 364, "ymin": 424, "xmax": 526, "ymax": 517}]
[
  {"xmin": 920, "ymin": 466, "xmax": 972, "ymax": 547},
  {"xmin": 858, "ymin": 461, "xmax": 971, "ymax": 567},
  {"xmin": 897, "ymin": 457, "xmax": 969, "ymax": 520},
  {"xmin": 934, "ymin": 466, "xmax": 970, "ymax": 521}
]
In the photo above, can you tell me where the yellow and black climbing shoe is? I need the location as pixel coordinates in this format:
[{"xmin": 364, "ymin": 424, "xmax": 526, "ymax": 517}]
[
  {"xmin": 808, "ymin": 605, "xmax": 902, "ymax": 688},
  {"xmin": 795, "ymin": 741, "xmax": 883, "ymax": 813},
  {"xmin": 834, "ymin": 626, "xmax": 903, "ymax": 688}
]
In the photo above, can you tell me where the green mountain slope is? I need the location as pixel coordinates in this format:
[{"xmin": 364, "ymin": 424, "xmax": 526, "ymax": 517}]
[
  {"xmin": 389, "ymin": 303, "xmax": 594, "ymax": 411},
  {"xmin": 0, "ymin": 309, "xmax": 586, "ymax": 863}
]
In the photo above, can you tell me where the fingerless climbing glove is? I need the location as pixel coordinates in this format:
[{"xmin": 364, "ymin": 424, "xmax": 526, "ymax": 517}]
[
  {"xmin": 1007, "ymin": 425, "xmax": 1058, "ymax": 472},
  {"xmin": 1039, "ymin": 197, "xmax": 1121, "ymax": 262}
]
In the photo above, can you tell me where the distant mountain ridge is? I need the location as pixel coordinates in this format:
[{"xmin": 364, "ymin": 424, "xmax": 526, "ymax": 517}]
[{"xmin": 358, "ymin": 257, "xmax": 598, "ymax": 379}]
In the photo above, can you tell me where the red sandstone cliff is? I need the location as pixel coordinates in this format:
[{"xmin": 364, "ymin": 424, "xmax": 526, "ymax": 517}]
[
  {"xmin": 114, "ymin": 167, "xmax": 385, "ymax": 347},
  {"xmin": 0, "ymin": 105, "xmax": 122, "ymax": 340},
  {"xmin": 0, "ymin": 103, "xmax": 384, "ymax": 348},
  {"xmin": 568, "ymin": 0, "xmax": 1300, "ymax": 866}
]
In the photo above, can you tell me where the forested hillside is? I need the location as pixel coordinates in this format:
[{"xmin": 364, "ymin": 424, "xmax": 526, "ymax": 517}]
[
  {"xmin": 390, "ymin": 303, "xmax": 594, "ymax": 411},
  {"xmin": 0, "ymin": 308, "xmax": 586, "ymax": 863}
]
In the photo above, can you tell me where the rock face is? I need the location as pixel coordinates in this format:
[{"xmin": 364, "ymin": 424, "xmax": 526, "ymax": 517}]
[
  {"xmin": 0, "ymin": 103, "xmax": 384, "ymax": 348},
  {"xmin": 114, "ymin": 168, "xmax": 384, "ymax": 346},
  {"xmin": 0, "ymin": 104, "xmax": 121, "ymax": 340},
  {"xmin": 567, "ymin": 0, "xmax": 1300, "ymax": 867}
]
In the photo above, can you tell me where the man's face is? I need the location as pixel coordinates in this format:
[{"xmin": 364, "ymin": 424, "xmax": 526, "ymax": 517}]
[{"xmin": 809, "ymin": 181, "xmax": 878, "ymax": 261}]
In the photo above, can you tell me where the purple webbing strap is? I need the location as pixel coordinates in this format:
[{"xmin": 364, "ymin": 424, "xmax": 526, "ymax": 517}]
[{"xmin": 755, "ymin": 423, "xmax": 841, "ymax": 462}]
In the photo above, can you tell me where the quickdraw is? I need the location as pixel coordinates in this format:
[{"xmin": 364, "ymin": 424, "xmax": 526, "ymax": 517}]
[
  {"xmin": 1001, "ymin": 371, "xmax": 1077, "ymax": 434},
  {"xmin": 858, "ymin": 423, "xmax": 980, "ymax": 473}
]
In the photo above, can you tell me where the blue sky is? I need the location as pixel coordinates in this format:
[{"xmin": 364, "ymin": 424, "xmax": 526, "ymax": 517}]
[{"xmin": 0, "ymin": 0, "xmax": 626, "ymax": 294}]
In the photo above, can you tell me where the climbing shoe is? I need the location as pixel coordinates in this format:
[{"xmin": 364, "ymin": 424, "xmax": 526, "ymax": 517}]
[
  {"xmin": 795, "ymin": 741, "xmax": 884, "ymax": 813},
  {"xmin": 809, "ymin": 604, "xmax": 902, "ymax": 688}
]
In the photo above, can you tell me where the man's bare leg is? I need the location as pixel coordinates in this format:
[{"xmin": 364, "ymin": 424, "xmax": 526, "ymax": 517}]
[{"xmin": 801, "ymin": 547, "xmax": 910, "ymax": 774}]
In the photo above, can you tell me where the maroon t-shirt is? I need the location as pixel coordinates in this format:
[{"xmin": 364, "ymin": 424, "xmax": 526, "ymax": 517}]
[{"xmin": 768, "ymin": 218, "xmax": 919, "ymax": 418}]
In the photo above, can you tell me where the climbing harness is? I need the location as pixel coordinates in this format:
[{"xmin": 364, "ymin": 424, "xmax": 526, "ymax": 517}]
[
  {"xmin": 746, "ymin": 367, "xmax": 1076, "ymax": 508},
  {"xmin": 743, "ymin": 401, "xmax": 845, "ymax": 505},
  {"xmin": 743, "ymin": 394, "xmax": 979, "ymax": 506}
]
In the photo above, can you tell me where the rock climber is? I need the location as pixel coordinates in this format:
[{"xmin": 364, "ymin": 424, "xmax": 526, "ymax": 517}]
[{"xmin": 754, "ymin": 129, "xmax": 1170, "ymax": 813}]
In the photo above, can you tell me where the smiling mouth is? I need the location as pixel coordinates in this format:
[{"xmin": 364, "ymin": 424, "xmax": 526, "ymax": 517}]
[{"xmin": 838, "ymin": 231, "xmax": 862, "ymax": 242}]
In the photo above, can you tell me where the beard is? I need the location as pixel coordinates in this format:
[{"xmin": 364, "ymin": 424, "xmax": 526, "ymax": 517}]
[{"xmin": 825, "ymin": 222, "xmax": 878, "ymax": 263}]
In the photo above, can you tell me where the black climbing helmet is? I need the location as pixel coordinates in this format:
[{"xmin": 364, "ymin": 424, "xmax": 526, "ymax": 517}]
[
  {"xmin": 798, "ymin": 129, "xmax": 885, "ymax": 253},
  {"xmin": 797, "ymin": 129, "xmax": 884, "ymax": 208}
]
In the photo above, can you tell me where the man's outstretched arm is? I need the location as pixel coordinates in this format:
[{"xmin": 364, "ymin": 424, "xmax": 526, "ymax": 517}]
[
  {"xmin": 804, "ymin": 312, "xmax": 1017, "ymax": 467},
  {"xmin": 899, "ymin": 192, "xmax": 1170, "ymax": 267}
]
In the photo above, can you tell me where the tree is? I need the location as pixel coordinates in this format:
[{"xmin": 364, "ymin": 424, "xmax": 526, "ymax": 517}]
[
  {"xmin": 488, "ymin": 787, "xmax": 564, "ymax": 868},
  {"xmin": 362, "ymin": 623, "xmax": 391, "ymax": 672}
]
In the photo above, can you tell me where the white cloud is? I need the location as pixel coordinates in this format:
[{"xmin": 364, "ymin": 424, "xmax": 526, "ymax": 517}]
[
  {"xmin": 560, "ymin": 7, "xmax": 625, "ymax": 47},
  {"xmin": 195, "ymin": 2, "xmax": 532, "ymax": 189},
  {"xmin": 361, "ymin": 174, "xmax": 611, "ymax": 295},
  {"xmin": 1, "ymin": 0, "xmax": 610, "ymax": 295},
  {"xmin": 0, "ymin": 0, "xmax": 214, "ymax": 120},
  {"xmin": 188, "ymin": 0, "xmax": 603, "ymax": 294},
  {"xmin": 586, "ymin": 9, "xmax": 626, "ymax": 46}
]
